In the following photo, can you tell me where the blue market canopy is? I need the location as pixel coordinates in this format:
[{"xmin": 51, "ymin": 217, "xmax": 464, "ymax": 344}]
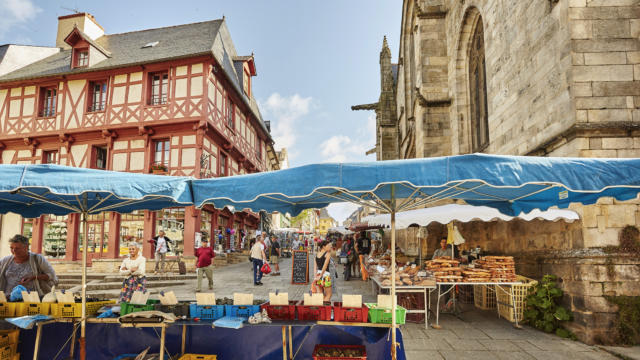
[
  {"xmin": 193, "ymin": 154, "xmax": 640, "ymax": 216},
  {"xmin": 0, "ymin": 164, "xmax": 193, "ymax": 218}
]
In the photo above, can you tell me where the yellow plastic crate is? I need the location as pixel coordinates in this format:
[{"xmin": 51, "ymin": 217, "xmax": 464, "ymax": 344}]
[
  {"xmin": 15, "ymin": 302, "xmax": 50, "ymax": 316},
  {"xmin": 496, "ymin": 275, "xmax": 538, "ymax": 323},
  {"xmin": 473, "ymin": 285, "xmax": 496, "ymax": 310},
  {"xmin": 0, "ymin": 343, "xmax": 17, "ymax": 360},
  {"xmin": 0, "ymin": 303, "xmax": 16, "ymax": 318},
  {"xmin": 0, "ymin": 330, "xmax": 19, "ymax": 348},
  {"xmin": 51, "ymin": 300, "xmax": 116, "ymax": 318},
  {"xmin": 179, "ymin": 355, "xmax": 217, "ymax": 360}
]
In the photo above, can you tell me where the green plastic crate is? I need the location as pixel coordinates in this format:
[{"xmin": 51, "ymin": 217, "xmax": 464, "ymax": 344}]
[
  {"xmin": 120, "ymin": 299, "xmax": 160, "ymax": 315},
  {"xmin": 365, "ymin": 303, "xmax": 406, "ymax": 325}
]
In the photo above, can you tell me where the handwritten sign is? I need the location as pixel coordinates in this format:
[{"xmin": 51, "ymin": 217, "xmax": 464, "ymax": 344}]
[{"xmin": 291, "ymin": 250, "xmax": 309, "ymax": 284}]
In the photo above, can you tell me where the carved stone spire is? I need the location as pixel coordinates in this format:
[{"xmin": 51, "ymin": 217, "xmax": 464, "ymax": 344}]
[{"xmin": 380, "ymin": 36, "xmax": 391, "ymax": 63}]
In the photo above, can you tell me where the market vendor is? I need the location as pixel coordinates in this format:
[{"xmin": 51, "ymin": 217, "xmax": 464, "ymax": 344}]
[
  {"xmin": 0, "ymin": 234, "xmax": 58, "ymax": 297},
  {"xmin": 119, "ymin": 242, "xmax": 146, "ymax": 303},
  {"xmin": 432, "ymin": 238, "xmax": 453, "ymax": 259}
]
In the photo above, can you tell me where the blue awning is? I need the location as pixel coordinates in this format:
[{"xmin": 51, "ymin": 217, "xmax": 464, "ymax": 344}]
[
  {"xmin": 0, "ymin": 164, "xmax": 193, "ymax": 218},
  {"xmin": 193, "ymin": 154, "xmax": 640, "ymax": 216}
]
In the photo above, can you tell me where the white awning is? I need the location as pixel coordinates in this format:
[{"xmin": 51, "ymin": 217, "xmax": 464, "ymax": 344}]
[
  {"xmin": 328, "ymin": 226, "xmax": 354, "ymax": 235},
  {"xmin": 362, "ymin": 204, "xmax": 579, "ymax": 230}
]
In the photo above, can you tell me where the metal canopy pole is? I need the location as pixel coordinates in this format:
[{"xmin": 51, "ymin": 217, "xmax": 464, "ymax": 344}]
[
  {"xmin": 79, "ymin": 210, "xmax": 87, "ymax": 360},
  {"xmin": 390, "ymin": 184, "xmax": 397, "ymax": 360}
]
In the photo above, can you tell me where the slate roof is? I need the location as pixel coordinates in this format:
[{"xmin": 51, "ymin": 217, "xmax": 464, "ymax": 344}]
[{"xmin": 0, "ymin": 19, "xmax": 271, "ymax": 139}]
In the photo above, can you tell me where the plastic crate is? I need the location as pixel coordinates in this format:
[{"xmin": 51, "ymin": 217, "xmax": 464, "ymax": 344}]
[
  {"xmin": 473, "ymin": 285, "xmax": 496, "ymax": 310},
  {"xmin": 496, "ymin": 275, "xmax": 538, "ymax": 323},
  {"xmin": 50, "ymin": 300, "xmax": 116, "ymax": 318},
  {"xmin": 365, "ymin": 303, "xmax": 406, "ymax": 325},
  {"xmin": 0, "ymin": 303, "xmax": 16, "ymax": 318},
  {"xmin": 0, "ymin": 330, "xmax": 18, "ymax": 349},
  {"xmin": 312, "ymin": 344, "xmax": 366, "ymax": 360},
  {"xmin": 15, "ymin": 302, "xmax": 50, "ymax": 316},
  {"xmin": 332, "ymin": 302, "xmax": 368, "ymax": 323},
  {"xmin": 0, "ymin": 343, "xmax": 17, "ymax": 360},
  {"xmin": 296, "ymin": 301, "xmax": 332, "ymax": 321},
  {"xmin": 120, "ymin": 299, "xmax": 160, "ymax": 316},
  {"xmin": 224, "ymin": 304, "xmax": 262, "ymax": 320},
  {"xmin": 178, "ymin": 354, "xmax": 217, "ymax": 360},
  {"xmin": 189, "ymin": 304, "xmax": 225, "ymax": 320},
  {"xmin": 260, "ymin": 301, "xmax": 297, "ymax": 320},
  {"xmin": 154, "ymin": 303, "xmax": 190, "ymax": 318}
]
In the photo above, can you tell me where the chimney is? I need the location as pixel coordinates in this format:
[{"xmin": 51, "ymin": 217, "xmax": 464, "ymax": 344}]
[{"xmin": 56, "ymin": 13, "xmax": 104, "ymax": 49}]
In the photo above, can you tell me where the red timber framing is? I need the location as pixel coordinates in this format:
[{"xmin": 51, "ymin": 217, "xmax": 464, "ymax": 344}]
[{"xmin": 0, "ymin": 55, "xmax": 266, "ymax": 263}]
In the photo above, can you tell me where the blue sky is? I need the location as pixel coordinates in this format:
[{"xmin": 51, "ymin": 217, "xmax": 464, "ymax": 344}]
[{"xmin": 0, "ymin": 0, "xmax": 401, "ymax": 222}]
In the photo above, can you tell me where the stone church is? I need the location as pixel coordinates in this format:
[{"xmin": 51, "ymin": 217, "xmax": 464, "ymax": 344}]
[{"xmin": 355, "ymin": 0, "xmax": 640, "ymax": 344}]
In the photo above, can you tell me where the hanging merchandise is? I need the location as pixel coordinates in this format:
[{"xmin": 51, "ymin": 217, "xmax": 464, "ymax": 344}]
[{"xmin": 453, "ymin": 225, "xmax": 466, "ymax": 245}]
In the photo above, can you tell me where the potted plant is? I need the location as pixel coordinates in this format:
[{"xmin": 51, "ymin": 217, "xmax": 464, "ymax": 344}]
[{"xmin": 150, "ymin": 163, "xmax": 168, "ymax": 174}]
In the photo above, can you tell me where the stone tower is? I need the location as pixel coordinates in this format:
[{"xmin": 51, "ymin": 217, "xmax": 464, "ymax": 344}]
[{"xmin": 352, "ymin": 36, "xmax": 398, "ymax": 160}]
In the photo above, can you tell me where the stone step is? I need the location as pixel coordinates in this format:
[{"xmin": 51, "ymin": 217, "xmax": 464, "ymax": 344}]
[
  {"xmin": 103, "ymin": 274, "xmax": 196, "ymax": 282},
  {"xmin": 57, "ymin": 273, "xmax": 108, "ymax": 280},
  {"xmin": 86, "ymin": 279, "xmax": 187, "ymax": 291}
]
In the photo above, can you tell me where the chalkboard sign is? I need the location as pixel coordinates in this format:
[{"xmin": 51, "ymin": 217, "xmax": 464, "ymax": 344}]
[{"xmin": 291, "ymin": 250, "xmax": 309, "ymax": 284}]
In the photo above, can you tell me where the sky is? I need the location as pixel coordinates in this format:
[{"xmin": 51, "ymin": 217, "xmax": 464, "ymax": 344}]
[{"xmin": 0, "ymin": 0, "xmax": 401, "ymax": 224}]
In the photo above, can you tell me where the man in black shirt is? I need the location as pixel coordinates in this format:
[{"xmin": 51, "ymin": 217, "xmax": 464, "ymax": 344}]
[{"xmin": 269, "ymin": 235, "xmax": 281, "ymax": 275}]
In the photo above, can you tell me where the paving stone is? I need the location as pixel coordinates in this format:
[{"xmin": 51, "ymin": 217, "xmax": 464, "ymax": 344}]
[
  {"xmin": 527, "ymin": 350, "xmax": 616, "ymax": 360},
  {"xmin": 404, "ymin": 338, "xmax": 427, "ymax": 351},
  {"xmin": 406, "ymin": 350, "xmax": 444, "ymax": 360},
  {"xmin": 494, "ymin": 352, "xmax": 536, "ymax": 360},
  {"xmin": 449, "ymin": 328, "xmax": 491, "ymax": 339},
  {"xmin": 443, "ymin": 338, "xmax": 487, "ymax": 351},
  {"xmin": 440, "ymin": 351, "xmax": 497, "ymax": 360},
  {"xmin": 478, "ymin": 339, "xmax": 522, "ymax": 351},
  {"xmin": 511, "ymin": 340, "xmax": 545, "ymax": 352},
  {"xmin": 423, "ymin": 329, "xmax": 460, "ymax": 340}
]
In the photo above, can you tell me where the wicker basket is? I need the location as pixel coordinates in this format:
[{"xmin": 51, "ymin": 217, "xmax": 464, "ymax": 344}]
[
  {"xmin": 473, "ymin": 285, "xmax": 496, "ymax": 310},
  {"xmin": 496, "ymin": 275, "xmax": 538, "ymax": 323}
]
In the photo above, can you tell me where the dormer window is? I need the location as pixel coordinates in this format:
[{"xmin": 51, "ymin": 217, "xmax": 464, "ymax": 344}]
[{"xmin": 76, "ymin": 49, "xmax": 88, "ymax": 67}]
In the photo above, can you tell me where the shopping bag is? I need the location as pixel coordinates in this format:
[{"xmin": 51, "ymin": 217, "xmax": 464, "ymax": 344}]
[{"xmin": 261, "ymin": 262, "xmax": 271, "ymax": 274}]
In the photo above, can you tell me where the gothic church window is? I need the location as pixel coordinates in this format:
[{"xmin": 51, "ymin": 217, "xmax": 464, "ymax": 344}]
[{"xmin": 469, "ymin": 18, "xmax": 489, "ymax": 152}]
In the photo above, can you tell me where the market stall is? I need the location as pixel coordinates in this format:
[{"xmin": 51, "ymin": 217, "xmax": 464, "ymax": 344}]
[
  {"xmin": 0, "ymin": 164, "xmax": 193, "ymax": 360},
  {"xmin": 192, "ymin": 153, "xmax": 640, "ymax": 359}
]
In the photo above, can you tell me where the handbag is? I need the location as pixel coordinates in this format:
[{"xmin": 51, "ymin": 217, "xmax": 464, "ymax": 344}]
[{"xmin": 261, "ymin": 262, "xmax": 271, "ymax": 274}]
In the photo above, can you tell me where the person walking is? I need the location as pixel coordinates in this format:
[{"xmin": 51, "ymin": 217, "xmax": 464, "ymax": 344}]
[
  {"xmin": 119, "ymin": 242, "xmax": 146, "ymax": 303},
  {"xmin": 195, "ymin": 238, "xmax": 215, "ymax": 292},
  {"xmin": 312, "ymin": 240, "xmax": 333, "ymax": 302},
  {"xmin": 341, "ymin": 237, "xmax": 355, "ymax": 281},
  {"xmin": 150, "ymin": 230, "xmax": 172, "ymax": 274},
  {"xmin": 0, "ymin": 234, "xmax": 58, "ymax": 297},
  {"xmin": 269, "ymin": 235, "xmax": 281, "ymax": 275},
  {"xmin": 250, "ymin": 235, "xmax": 267, "ymax": 285}
]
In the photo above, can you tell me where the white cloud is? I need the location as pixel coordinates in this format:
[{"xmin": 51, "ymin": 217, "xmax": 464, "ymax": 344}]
[
  {"xmin": 260, "ymin": 93, "xmax": 312, "ymax": 151},
  {"xmin": 319, "ymin": 113, "xmax": 376, "ymax": 163},
  {"xmin": 327, "ymin": 202, "xmax": 360, "ymax": 225},
  {"xmin": 0, "ymin": 0, "xmax": 41, "ymax": 42}
]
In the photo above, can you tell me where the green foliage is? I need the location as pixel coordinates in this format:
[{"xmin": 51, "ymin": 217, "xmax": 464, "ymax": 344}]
[
  {"xmin": 605, "ymin": 296, "xmax": 640, "ymax": 345},
  {"xmin": 524, "ymin": 275, "xmax": 575, "ymax": 339}
]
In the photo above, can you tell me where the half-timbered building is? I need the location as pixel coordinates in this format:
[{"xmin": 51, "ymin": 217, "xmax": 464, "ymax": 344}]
[{"xmin": 0, "ymin": 13, "xmax": 277, "ymax": 266}]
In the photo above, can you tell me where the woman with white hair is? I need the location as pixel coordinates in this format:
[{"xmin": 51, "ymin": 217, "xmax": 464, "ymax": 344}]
[{"xmin": 119, "ymin": 242, "xmax": 146, "ymax": 303}]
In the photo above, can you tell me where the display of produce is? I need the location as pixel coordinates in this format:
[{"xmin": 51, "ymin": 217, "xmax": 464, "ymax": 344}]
[{"xmin": 312, "ymin": 344, "xmax": 366, "ymax": 360}]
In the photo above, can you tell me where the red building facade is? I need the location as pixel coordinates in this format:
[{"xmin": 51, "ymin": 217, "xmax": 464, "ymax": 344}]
[{"xmin": 0, "ymin": 14, "xmax": 274, "ymax": 263}]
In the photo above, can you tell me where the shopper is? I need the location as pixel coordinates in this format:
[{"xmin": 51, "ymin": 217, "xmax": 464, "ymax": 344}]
[
  {"xmin": 195, "ymin": 238, "xmax": 215, "ymax": 291},
  {"xmin": 269, "ymin": 235, "xmax": 281, "ymax": 275},
  {"xmin": 0, "ymin": 234, "xmax": 58, "ymax": 297},
  {"xmin": 341, "ymin": 237, "xmax": 355, "ymax": 281},
  {"xmin": 119, "ymin": 242, "xmax": 146, "ymax": 303},
  {"xmin": 250, "ymin": 235, "xmax": 267, "ymax": 285},
  {"xmin": 150, "ymin": 230, "xmax": 172, "ymax": 274},
  {"xmin": 313, "ymin": 240, "xmax": 333, "ymax": 302}
]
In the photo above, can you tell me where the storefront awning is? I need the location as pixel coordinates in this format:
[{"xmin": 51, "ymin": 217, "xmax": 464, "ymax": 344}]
[{"xmin": 362, "ymin": 204, "xmax": 580, "ymax": 230}]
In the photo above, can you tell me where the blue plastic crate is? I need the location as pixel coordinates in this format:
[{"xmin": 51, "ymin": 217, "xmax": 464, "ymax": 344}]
[
  {"xmin": 224, "ymin": 304, "xmax": 261, "ymax": 319},
  {"xmin": 189, "ymin": 304, "xmax": 225, "ymax": 320}
]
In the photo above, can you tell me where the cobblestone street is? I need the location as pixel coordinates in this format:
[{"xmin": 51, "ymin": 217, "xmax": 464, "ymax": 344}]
[{"xmin": 163, "ymin": 256, "xmax": 636, "ymax": 360}]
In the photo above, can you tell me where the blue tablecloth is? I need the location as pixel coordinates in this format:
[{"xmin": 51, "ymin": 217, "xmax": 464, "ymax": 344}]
[{"xmin": 18, "ymin": 321, "xmax": 406, "ymax": 360}]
